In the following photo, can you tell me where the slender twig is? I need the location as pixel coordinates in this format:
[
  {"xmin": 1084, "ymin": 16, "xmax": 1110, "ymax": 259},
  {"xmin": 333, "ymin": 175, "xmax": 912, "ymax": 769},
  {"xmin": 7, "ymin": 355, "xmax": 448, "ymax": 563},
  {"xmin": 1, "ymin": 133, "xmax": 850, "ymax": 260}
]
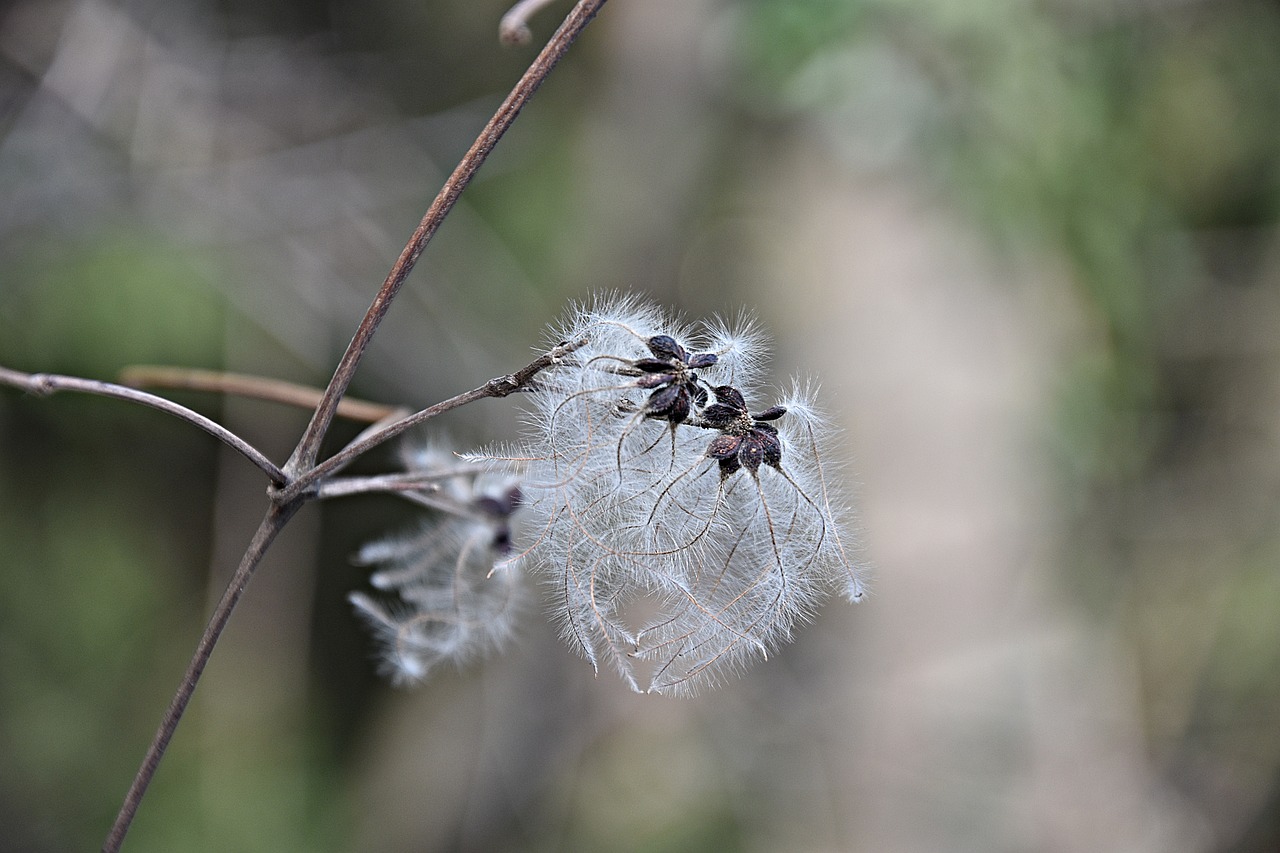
[
  {"xmin": 119, "ymin": 366, "xmax": 405, "ymax": 424},
  {"xmin": 315, "ymin": 461, "xmax": 513, "ymax": 500},
  {"xmin": 283, "ymin": 0, "xmax": 608, "ymax": 479},
  {"xmin": 315, "ymin": 472, "xmax": 440, "ymax": 500},
  {"xmin": 0, "ymin": 366, "xmax": 284, "ymax": 484},
  {"xmin": 318, "ymin": 477, "xmax": 486, "ymax": 520},
  {"xmin": 342, "ymin": 407, "xmax": 418, "ymax": 459},
  {"xmin": 500, "ymin": 0, "xmax": 561, "ymax": 45},
  {"xmin": 101, "ymin": 501, "xmax": 302, "ymax": 853},
  {"xmin": 280, "ymin": 337, "xmax": 586, "ymax": 501},
  {"xmin": 98, "ymin": 4, "xmax": 608, "ymax": 848}
]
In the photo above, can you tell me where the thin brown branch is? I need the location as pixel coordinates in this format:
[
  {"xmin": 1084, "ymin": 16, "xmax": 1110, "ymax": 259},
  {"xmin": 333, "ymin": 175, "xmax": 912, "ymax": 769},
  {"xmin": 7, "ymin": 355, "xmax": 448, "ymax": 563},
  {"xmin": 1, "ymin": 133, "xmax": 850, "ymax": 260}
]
[
  {"xmin": 314, "ymin": 471, "xmax": 444, "ymax": 501},
  {"xmin": 0, "ymin": 365, "xmax": 285, "ymax": 485},
  {"xmin": 283, "ymin": 0, "xmax": 609, "ymax": 479},
  {"xmin": 280, "ymin": 337, "xmax": 586, "ymax": 501},
  {"xmin": 316, "ymin": 478, "xmax": 493, "ymax": 525},
  {"xmin": 96, "ymin": 5, "xmax": 607, "ymax": 848},
  {"xmin": 120, "ymin": 366, "xmax": 405, "ymax": 424},
  {"xmin": 102, "ymin": 500, "xmax": 302, "ymax": 853}
]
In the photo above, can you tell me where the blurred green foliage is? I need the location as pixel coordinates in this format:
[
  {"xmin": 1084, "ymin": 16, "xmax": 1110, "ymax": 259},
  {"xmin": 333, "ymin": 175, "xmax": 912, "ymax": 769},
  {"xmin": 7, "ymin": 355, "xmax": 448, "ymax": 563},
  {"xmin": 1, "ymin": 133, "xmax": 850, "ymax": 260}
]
[
  {"xmin": 733, "ymin": 0, "xmax": 1280, "ymax": 486},
  {"xmin": 2, "ymin": 237, "xmax": 225, "ymax": 376},
  {"xmin": 733, "ymin": 2, "xmax": 1280, "ymax": 846}
]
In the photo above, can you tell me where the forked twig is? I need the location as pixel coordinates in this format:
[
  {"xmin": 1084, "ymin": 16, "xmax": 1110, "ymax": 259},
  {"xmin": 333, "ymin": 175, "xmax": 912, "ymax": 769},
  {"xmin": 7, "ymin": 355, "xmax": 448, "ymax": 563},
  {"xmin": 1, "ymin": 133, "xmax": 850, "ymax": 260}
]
[
  {"xmin": 282, "ymin": 337, "xmax": 587, "ymax": 499},
  {"xmin": 284, "ymin": 0, "xmax": 609, "ymax": 479},
  {"xmin": 0, "ymin": 366, "xmax": 285, "ymax": 484},
  {"xmin": 99, "ymin": 2, "xmax": 609, "ymax": 849},
  {"xmin": 119, "ymin": 366, "xmax": 404, "ymax": 424}
]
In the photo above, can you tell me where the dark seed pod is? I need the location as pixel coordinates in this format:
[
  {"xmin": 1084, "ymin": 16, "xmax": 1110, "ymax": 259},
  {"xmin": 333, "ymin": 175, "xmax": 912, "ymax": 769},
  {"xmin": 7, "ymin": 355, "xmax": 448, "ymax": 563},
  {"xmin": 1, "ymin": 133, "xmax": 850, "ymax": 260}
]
[
  {"xmin": 474, "ymin": 495, "xmax": 507, "ymax": 518},
  {"xmin": 646, "ymin": 335, "xmax": 687, "ymax": 363},
  {"xmin": 645, "ymin": 383, "xmax": 694, "ymax": 425},
  {"xmin": 646, "ymin": 384, "xmax": 683, "ymax": 417},
  {"xmin": 716, "ymin": 453, "xmax": 742, "ymax": 478},
  {"xmin": 758, "ymin": 430, "xmax": 783, "ymax": 468},
  {"xmin": 491, "ymin": 526, "xmax": 513, "ymax": 555},
  {"xmin": 700, "ymin": 403, "xmax": 742, "ymax": 429},
  {"xmin": 739, "ymin": 437, "xmax": 766, "ymax": 472},
  {"xmin": 634, "ymin": 358, "xmax": 677, "ymax": 374},
  {"xmin": 712, "ymin": 385, "xmax": 746, "ymax": 410},
  {"xmin": 475, "ymin": 484, "xmax": 523, "ymax": 519},
  {"xmin": 707, "ymin": 434, "xmax": 742, "ymax": 460}
]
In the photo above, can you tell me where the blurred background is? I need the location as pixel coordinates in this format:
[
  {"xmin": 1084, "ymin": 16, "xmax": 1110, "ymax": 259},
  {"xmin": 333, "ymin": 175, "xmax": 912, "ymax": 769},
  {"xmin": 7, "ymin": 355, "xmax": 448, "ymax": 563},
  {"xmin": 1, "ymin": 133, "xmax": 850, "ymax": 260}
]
[{"xmin": 1, "ymin": 0, "xmax": 1279, "ymax": 850}]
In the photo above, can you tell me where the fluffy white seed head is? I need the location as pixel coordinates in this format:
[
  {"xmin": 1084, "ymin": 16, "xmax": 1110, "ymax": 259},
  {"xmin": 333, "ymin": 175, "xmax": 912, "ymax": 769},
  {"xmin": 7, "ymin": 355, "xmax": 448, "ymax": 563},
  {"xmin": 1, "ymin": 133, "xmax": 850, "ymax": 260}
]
[
  {"xmin": 348, "ymin": 445, "xmax": 524, "ymax": 685},
  {"xmin": 352, "ymin": 297, "xmax": 865, "ymax": 694},
  {"xmin": 506, "ymin": 296, "xmax": 865, "ymax": 694}
]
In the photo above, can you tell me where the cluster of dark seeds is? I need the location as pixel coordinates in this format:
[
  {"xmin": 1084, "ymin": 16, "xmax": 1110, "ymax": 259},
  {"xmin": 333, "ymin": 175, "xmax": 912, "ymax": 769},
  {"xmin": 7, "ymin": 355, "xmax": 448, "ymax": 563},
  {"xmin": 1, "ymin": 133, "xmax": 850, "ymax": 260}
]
[
  {"xmin": 472, "ymin": 485, "xmax": 523, "ymax": 555},
  {"xmin": 351, "ymin": 297, "xmax": 865, "ymax": 696},
  {"xmin": 619, "ymin": 335, "xmax": 790, "ymax": 480},
  {"xmin": 698, "ymin": 386, "xmax": 787, "ymax": 478},
  {"xmin": 629, "ymin": 335, "xmax": 718, "ymax": 426}
]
